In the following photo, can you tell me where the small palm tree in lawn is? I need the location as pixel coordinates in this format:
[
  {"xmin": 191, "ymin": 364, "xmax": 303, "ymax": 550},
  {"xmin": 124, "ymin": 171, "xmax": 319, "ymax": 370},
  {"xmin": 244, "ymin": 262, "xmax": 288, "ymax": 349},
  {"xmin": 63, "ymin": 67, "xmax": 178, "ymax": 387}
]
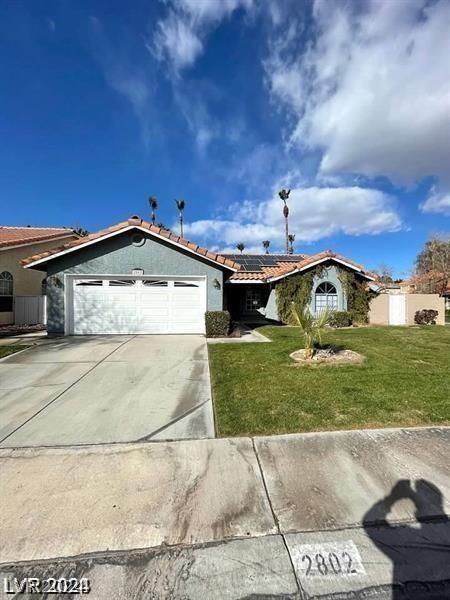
[
  {"xmin": 278, "ymin": 188, "xmax": 291, "ymax": 254},
  {"xmin": 262, "ymin": 240, "xmax": 270, "ymax": 254},
  {"xmin": 236, "ymin": 242, "xmax": 245, "ymax": 253},
  {"xmin": 175, "ymin": 199, "xmax": 185, "ymax": 237},
  {"xmin": 148, "ymin": 196, "xmax": 158, "ymax": 225},
  {"xmin": 288, "ymin": 233, "xmax": 296, "ymax": 254},
  {"xmin": 291, "ymin": 304, "xmax": 330, "ymax": 359}
]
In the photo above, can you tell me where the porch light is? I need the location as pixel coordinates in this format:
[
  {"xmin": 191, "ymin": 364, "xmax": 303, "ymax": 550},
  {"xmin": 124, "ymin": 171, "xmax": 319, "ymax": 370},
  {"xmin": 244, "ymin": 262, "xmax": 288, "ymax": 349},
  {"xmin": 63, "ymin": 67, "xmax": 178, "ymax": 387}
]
[{"xmin": 213, "ymin": 278, "xmax": 221, "ymax": 290}]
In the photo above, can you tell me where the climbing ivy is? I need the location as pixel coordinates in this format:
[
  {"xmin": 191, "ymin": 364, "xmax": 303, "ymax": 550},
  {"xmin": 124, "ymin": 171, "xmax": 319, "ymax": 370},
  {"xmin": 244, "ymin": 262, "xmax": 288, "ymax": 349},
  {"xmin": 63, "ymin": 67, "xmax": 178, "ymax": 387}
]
[
  {"xmin": 338, "ymin": 270, "xmax": 374, "ymax": 324},
  {"xmin": 276, "ymin": 265, "xmax": 374, "ymax": 325},
  {"xmin": 276, "ymin": 265, "xmax": 326, "ymax": 324}
]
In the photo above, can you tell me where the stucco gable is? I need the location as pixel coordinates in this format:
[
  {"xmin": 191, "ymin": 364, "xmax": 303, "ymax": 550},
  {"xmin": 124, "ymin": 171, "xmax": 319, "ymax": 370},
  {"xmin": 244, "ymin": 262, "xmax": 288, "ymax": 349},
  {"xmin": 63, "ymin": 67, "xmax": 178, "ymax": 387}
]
[{"xmin": 22, "ymin": 217, "xmax": 238, "ymax": 272}]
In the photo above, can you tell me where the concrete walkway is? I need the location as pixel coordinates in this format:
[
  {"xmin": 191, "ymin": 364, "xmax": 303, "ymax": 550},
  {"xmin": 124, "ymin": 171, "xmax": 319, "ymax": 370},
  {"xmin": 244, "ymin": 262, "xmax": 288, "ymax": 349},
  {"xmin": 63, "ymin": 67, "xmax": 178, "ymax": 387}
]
[
  {"xmin": 0, "ymin": 427, "xmax": 449, "ymax": 598},
  {"xmin": 0, "ymin": 335, "xmax": 214, "ymax": 446}
]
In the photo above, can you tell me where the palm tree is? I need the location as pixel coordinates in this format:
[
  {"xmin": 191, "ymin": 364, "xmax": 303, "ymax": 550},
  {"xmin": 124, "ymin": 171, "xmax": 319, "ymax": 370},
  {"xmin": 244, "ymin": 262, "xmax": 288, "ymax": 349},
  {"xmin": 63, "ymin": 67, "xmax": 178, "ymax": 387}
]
[
  {"xmin": 288, "ymin": 233, "xmax": 296, "ymax": 255},
  {"xmin": 278, "ymin": 188, "xmax": 291, "ymax": 254},
  {"xmin": 291, "ymin": 304, "xmax": 330, "ymax": 359},
  {"xmin": 236, "ymin": 242, "xmax": 245, "ymax": 253},
  {"xmin": 175, "ymin": 199, "xmax": 185, "ymax": 237},
  {"xmin": 148, "ymin": 196, "xmax": 158, "ymax": 225},
  {"xmin": 262, "ymin": 240, "xmax": 270, "ymax": 254}
]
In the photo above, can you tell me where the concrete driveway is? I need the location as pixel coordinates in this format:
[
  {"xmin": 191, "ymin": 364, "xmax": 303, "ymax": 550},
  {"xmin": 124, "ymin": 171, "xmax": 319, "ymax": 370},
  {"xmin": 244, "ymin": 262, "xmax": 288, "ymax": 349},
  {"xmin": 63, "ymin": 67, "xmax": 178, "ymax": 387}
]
[{"xmin": 0, "ymin": 335, "xmax": 214, "ymax": 447}]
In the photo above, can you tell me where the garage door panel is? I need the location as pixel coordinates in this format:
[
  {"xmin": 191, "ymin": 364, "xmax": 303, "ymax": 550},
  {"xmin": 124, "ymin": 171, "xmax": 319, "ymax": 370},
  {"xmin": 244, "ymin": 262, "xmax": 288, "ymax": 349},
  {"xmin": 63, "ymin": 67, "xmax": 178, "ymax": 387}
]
[{"xmin": 71, "ymin": 277, "xmax": 205, "ymax": 334}]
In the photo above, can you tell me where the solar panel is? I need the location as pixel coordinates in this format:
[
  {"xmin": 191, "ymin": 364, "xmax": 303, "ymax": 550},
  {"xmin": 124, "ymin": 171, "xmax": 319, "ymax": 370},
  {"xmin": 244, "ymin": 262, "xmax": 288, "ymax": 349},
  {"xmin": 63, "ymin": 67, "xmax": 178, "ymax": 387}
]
[{"xmin": 221, "ymin": 253, "xmax": 308, "ymax": 271}]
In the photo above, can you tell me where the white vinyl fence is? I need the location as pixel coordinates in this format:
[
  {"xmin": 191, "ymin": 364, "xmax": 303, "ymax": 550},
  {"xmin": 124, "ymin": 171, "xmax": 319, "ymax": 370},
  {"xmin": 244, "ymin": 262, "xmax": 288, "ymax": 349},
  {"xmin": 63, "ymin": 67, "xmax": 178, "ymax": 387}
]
[{"xmin": 14, "ymin": 295, "xmax": 47, "ymax": 326}]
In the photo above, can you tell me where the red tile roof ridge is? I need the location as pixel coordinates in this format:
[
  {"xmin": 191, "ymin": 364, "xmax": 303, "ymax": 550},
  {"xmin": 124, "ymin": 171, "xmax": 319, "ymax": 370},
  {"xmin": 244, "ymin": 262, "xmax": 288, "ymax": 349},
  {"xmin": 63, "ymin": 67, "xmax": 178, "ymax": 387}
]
[{"xmin": 21, "ymin": 216, "xmax": 239, "ymax": 270}]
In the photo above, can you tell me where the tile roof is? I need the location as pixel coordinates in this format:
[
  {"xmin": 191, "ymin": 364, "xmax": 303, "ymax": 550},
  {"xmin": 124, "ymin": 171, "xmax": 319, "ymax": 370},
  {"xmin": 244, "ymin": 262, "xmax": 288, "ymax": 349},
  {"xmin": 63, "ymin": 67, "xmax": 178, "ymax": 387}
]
[
  {"xmin": 21, "ymin": 217, "xmax": 239, "ymax": 271},
  {"xmin": 0, "ymin": 226, "xmax": 76, "ymax": 249},
  {"xmin": 228, "ymin": 250, "xmax": 375, "ymax": 282}
]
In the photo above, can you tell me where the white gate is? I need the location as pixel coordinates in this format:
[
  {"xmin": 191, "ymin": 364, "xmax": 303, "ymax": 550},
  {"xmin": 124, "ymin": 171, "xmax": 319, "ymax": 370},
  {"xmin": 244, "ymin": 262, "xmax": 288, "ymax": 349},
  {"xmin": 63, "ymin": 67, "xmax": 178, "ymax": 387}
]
[
  {"xmin": 388, "ymin": 294, "xmax": 406, "ymax": 325},
  {"xmin": 14, "ymin": 296, "xmax": 47, "ymax": 326}
]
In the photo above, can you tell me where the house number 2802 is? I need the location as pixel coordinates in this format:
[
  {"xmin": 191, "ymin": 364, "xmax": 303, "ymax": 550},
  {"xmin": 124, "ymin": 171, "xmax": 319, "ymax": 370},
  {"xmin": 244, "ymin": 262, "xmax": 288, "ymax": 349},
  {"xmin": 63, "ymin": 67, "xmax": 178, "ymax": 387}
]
[
  {"xmin": 293, "ymin": 541, "xmax": 366, "ymax": 578},
  {"xmin": 301, "ymin": 551, "xmax": 357, "ymax": 576}
]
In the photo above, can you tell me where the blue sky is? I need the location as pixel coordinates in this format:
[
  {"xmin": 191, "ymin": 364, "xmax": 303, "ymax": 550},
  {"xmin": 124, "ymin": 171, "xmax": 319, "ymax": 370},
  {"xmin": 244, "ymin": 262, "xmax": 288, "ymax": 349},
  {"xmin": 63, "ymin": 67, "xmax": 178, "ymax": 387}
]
[{"xmin": 1, "ymin": 0, "xmax": 449, "ymax": 278}]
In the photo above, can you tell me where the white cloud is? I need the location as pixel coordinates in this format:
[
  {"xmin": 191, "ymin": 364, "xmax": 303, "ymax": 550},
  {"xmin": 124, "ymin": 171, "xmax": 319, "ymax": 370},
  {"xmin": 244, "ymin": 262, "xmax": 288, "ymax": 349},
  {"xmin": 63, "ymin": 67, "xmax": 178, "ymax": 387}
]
[
  {"xmin": 265, "ymin": 0, "xmax": 450, "ymax": 188},
  {"xmin": 420, "ymin": 189, "xmax": 450, "ymax": 216},
  {"xmin": 89, "ymin": 17, "xmax": 155, "ymax": 145},
  {"xmin": 184, "ymin": 186, "xmax": 401, "ymax": 250},
  {"xmin": 153, "ymin": 11, "xmax": 202, "ymax": 70},
  {"xmin": 152, "ymin": 0, "xmax": 254, "ymax": 71}
]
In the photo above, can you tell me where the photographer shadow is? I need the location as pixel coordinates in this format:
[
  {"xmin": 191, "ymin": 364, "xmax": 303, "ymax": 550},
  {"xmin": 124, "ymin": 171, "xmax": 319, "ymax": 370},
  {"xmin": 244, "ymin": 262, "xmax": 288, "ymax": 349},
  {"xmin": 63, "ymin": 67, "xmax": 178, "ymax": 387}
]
[{"xmin": 363, "ymin": 479, "xmax": 450, "ymax": 599}]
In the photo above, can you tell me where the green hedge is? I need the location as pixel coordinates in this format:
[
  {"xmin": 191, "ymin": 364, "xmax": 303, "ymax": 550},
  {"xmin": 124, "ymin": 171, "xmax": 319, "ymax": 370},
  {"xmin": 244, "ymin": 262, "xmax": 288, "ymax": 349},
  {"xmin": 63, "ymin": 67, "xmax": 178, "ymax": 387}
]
[
  {"xmin": 328, "ymin": 311, "xmax": 352, "ymax": 327},
  {"xmin": 205, "ymin": 311, "xmax": 230, "ymax": 337}
]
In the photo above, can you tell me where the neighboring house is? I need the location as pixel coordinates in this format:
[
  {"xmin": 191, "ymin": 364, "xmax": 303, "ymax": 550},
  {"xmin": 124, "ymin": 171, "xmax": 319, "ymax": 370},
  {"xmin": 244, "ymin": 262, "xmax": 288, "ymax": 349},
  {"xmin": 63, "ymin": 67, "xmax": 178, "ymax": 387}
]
[
  {"xmin": 0, "ymin": 226, "xmax": 78, "ymax": 325},
  {"xmin": 444, "ymin": 285, "xmax": 450, "ymax": 310},
  {"xmin": 22, "ymin": 216, "xmax": 376, "ymax": 335}
]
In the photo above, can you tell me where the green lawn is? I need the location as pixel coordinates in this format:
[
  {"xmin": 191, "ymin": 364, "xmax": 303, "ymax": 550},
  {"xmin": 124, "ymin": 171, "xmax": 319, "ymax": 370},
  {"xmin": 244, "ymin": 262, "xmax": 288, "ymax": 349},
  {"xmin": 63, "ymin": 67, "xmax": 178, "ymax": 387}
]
[
  {"xmin": 209, "ymin": 326, "xmax": 450, "ymax": 437},
  {"xmin": 0, "ymin": 345, "xmax": 24, "ymax": 360}
]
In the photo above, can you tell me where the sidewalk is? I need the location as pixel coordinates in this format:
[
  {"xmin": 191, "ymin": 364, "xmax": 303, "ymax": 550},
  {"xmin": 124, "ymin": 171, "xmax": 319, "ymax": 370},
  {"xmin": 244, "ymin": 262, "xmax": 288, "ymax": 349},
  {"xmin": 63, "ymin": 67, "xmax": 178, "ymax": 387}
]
[{"xmin": 1, "ymin": 427, "xmax": 449, "ymax": 598}]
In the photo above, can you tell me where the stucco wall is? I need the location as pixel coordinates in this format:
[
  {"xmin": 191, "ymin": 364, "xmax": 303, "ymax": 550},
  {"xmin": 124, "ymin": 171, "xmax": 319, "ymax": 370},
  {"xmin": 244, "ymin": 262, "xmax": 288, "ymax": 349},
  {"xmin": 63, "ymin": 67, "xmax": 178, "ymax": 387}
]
[
  {"xmin": 406, "ymin": 294, "xmax": 445, "ymax": 325},
  {"xmin": 368, "ymin": 294, "xmax": 390, "ymax": 325},
  {"xmin": 265, "ymin": 264, "xmax": 348, "ymax": 321},
  {"xmin": 369, "ymin": 293, "xmax": 445, "ymax": 325},
  {"xmin": 44, "ymin": 230, "xmax": 227, "ymax": 333},
  {"xmin": 0, "ymin": 236, "xmax": 76, "ymax": 325}
]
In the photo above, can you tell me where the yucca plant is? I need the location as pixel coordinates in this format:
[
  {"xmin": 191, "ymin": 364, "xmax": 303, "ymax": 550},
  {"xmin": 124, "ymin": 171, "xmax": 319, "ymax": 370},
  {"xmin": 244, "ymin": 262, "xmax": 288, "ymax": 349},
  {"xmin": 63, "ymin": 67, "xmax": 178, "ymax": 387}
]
[{"xmin": 291, "ymin": 304, "xmax": 330, "ymax": 359}]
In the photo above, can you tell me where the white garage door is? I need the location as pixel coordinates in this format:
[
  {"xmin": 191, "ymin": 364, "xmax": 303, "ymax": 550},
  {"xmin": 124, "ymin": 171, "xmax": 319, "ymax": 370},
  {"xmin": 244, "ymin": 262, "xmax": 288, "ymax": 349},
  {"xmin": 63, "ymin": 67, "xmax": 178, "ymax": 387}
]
[{"xmin": 70, "ymin": 276, "xmax": 206, "ymax": 334}]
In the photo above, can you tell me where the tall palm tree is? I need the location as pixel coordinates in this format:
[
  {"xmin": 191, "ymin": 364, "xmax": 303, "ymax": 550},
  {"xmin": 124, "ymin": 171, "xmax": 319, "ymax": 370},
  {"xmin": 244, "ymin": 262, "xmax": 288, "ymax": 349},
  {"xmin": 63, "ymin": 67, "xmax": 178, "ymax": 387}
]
[
  {"xmin": 288, "ymin": 233, "xmax": 296, "ymax": 255},
  {"xmin": 148, "ymin": 196, "xmax": 158, "ymax": 225},
  {"xmin": 278, "ymin": 188, "xmax": 291, "ymax": 254},
  {"xmin": 236, "ymin": 242, "xmax": 245, "ymax": 253},
  {"xmin": 262, "ymin": 240, "xmax": 270, "ymax": 254},
  {"xmin": 175, "ymin": 199, "xmax": 185, "ymax": 237}
]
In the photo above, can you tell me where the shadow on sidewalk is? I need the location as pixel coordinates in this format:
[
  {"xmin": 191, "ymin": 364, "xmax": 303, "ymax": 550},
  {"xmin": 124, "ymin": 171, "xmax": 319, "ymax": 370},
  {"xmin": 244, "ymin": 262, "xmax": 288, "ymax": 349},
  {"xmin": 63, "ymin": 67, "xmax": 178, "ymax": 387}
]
[{"xmin": 363, "ymin": 479, "xmax": 450, "ymax": 599}]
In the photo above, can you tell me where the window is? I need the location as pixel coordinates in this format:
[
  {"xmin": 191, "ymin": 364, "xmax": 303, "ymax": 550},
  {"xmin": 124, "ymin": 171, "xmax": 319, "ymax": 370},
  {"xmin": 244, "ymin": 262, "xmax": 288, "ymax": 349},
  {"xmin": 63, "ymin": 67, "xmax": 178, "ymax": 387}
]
[
  {"xmin": 245, "ymin": 288, "xmax": 263, "ymax": 312},
  {"xmin": 0, "ymin": 271, "xmax": 13, "ymax": 312},
  {"xmin": 75, "ymin": 280, "xmax": 104, "ymax": 286},
  {"xmin": 109, "ymin": 279, "xmax": 136, "ymax": 286},
  {"xmin": 41, "ymin": 278, "xmax": 47, "ymax": 295},
  {"xmin": 315, "ymin": 281, "xmax": 338, "ymax": 312},
  {"xmin": 174, "ymin": 281, "xmax": 198, "ymax": 287},
  {"xmin": 143, "ymin": 280, "xmax": 168, "ymax": 287}
]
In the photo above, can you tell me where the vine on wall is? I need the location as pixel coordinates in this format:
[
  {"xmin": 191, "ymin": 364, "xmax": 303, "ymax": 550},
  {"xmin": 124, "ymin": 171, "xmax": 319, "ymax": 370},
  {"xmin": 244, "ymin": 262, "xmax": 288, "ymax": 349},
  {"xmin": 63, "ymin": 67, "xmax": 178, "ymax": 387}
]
[
  {"xmin": 276, "ymin": 264, "xmax": 373, "ymax": 324},
  {"xmin": 276, "ymin": 265, "xmax": 326, "ymax": 324},
  {"xmin": 338, "ymin": 270, "xmax": 374, "ymax": 323}
]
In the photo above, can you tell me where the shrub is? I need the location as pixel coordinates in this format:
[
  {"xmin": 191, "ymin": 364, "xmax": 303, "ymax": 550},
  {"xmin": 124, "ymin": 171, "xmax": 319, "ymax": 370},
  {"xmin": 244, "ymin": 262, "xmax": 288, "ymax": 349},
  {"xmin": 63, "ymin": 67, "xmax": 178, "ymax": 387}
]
[
  {"xmin": 348, "ymin": 309, "xmax": 369, "ymax": 325},
  {"xmin": 328, "ymin": 311, "xmax": 352, "ymax": 328},
  {"xmin": 205, "ymin": 311, "xmax": 231, "ymax": 337},
  {"xmin": 414, "ymin": 309, "xmax": 438, "ymax": 325}
]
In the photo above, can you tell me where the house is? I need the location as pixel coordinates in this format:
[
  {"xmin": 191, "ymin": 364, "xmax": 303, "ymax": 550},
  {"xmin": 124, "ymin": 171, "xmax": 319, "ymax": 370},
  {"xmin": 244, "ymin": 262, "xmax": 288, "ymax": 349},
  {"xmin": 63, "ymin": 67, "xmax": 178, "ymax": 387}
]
[
  {"xmin": 224, "ymin": 251, "xmax": 375, "ymax": 322},
  {"xmin": 0, "ymin": 226, "xmax": 79, "ymax": 326},
  {"xmin": 443, "ymin": 285, "xmax": 450, "ymax": 310},
  {"xmin": 22, "ymin": 216, "xmax": 377, "ymax": 335}
]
